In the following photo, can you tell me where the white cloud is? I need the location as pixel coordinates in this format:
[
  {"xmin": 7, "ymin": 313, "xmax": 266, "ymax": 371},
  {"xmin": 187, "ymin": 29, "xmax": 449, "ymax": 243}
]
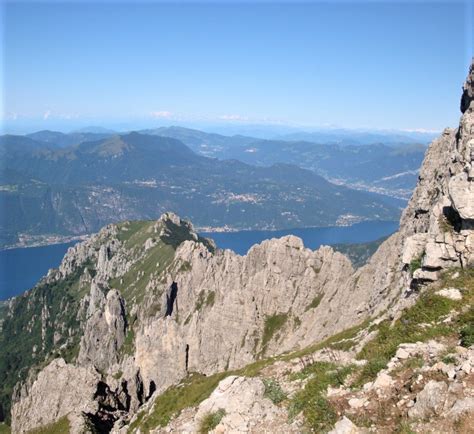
[
  {"xmin": 150, "ymin": 110, "xmax": 173, "ymax": 119},
  {"xmin": 218, "ymin": 114, "xmax": 249, "ymax": 121},
  {"xmin": 43, "ymin": 110, "xmax": 51, "ymax": 120},
  {"xmin": 4, "ymin": 112, "xmax": 18, "ymax": 120},
  {"xmin": 401, "ymin": 128, "xmax": 442, "ymax": 134}
]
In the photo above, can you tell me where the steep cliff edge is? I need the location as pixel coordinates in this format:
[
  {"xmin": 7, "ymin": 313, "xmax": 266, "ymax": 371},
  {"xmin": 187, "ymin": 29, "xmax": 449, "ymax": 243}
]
[{"xmin": 1, "ymin": 61, "xmax": 473, "ymax": 433}]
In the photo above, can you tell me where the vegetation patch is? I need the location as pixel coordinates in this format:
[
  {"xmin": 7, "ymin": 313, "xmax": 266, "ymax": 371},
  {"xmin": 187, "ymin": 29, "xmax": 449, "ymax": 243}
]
[
  {"xmin": 305, "ymin": 294, "xmax": 323, "ymax": 312},
  {"xmin": 178, "ymin": 261, "xmax": 192, "ymax": 273},
  {"xmin": 354, "ymin": 270, "xmax": 474, "ymax": 386},
  {"xmin": 29, "ymin": 416, "xmax": 70, "ymax": 434},
  {"xmin": 109, "ymin": 240, "xmax": 175, "ymax": 306},
  {"xmin": 438, "ymin": 215, "xmax": 454, "ymax": 233},
  {"xmin": 195, "ymin": 291, "xmax": 206, "ymax": 311},
  {"xmin": 116, "ymin": 220, "xmax": 154, "ymax": 248},
  {"xmin": 198, "ymin": 409, "xmax": 226, "ymax": 433},
  {"xmin": 282, "ymin": 319, "xmax": 371, "ymax": 361},
  {"xmin": 460, "ymin": 323, "xmax": 474, "ymax": 347},
  {"xmin": 392, "ymin": 355, "xmax": 424, "ymax": 375},
  {"xmin": 409, "ymin": 252, "xmax": 424, "ymax": 274},
  {"xmin": 262, "ymin": 378, "xmax": 287, "ymax": 404},
  {"xmin": 129, "ymin": 372, "xmax": 229, "ymax": 431},
  {"xmin": 121, "ymin": 325, "xmax": 135, "ymax": 356},
  {"xmin": 205, "ymin": 291, "xmax": 216, "ymax": 308},
  {"xmin": 288, "ymin": 362, "xmax": 354, "ymax": 432},
  {"xmin": 0, "ymin": 262, "xmax": 91, "ymax": 424},
  {"xmin": 113, "ymin": 370, "xmax": 123, "ymax": 380},
  {"xmin": 261, "ymin": 313, "xmax": 288, "ymax": 355}
]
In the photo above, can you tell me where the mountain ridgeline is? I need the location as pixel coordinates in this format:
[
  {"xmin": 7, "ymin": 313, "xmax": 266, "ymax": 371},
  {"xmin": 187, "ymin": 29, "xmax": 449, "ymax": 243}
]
[{"xmin": 144, "ymin": 126, "xmax": 427, "ymax": 200}]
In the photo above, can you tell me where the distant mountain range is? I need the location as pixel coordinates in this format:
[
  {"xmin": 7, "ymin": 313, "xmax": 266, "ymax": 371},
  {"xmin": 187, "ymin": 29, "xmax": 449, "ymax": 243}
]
[
  {"xmin": 142, "ymin": 126, "xmax": 427, "ymax": 199},
  {"xmin": 0, "ymin": 131, "xmax": 401, "ymax": 248}
]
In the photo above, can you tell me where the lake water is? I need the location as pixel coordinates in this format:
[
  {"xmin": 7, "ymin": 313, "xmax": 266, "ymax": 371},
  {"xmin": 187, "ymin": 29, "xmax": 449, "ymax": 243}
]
[
  {"xmin": 201, "ymin": 220, "xmax": 398, "ymax": 255},
  {"xmin": 0, "ymin": 220, "xmax": 398, "ymax": 301},
  {"xmin": 0, "ymin": 241, "xmax": 77, "ymax": 301}
]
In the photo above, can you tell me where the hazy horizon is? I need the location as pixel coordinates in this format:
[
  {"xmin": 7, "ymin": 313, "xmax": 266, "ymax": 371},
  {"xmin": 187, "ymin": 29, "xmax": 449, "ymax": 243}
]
[{"xmin": 3, "ymin": 0, "xmax": 473, "ymax": 134}]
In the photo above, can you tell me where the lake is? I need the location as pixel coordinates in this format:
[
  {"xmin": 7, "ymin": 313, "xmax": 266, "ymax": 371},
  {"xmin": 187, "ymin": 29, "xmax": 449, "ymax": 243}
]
[
  {"xmin": 0, "ymin": 241, "xmax": 78, "ymax": 301},
  {"xmin": 0, "ymin": 220, "xmax": 398, "ymax": 301},
  {"xmin": 201, "ymin": 220, "xmax": 398, "ymax": 255}
]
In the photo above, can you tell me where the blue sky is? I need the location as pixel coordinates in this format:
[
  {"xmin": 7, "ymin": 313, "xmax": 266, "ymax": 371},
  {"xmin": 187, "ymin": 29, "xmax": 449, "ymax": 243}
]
[{"xmin": 2, "ymin": 0, "xmax": 473, "ymax": 133}]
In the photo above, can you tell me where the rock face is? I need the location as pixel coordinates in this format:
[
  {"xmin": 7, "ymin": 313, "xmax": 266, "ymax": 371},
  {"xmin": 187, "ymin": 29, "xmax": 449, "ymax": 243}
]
[
  {"xmin": 11, "ymin": 359, "xmax": 100, "ymax": 433},
  {"xmin": 78, "ymin": 286, "xmax": 127, "ymax": 371},
  {"xmin": 398, "ymin": 59, "xmax": 474, "ymax": 274},
  {"xmin": 461, "ymin": 60, "xmax": 474, "ymax": 113},
  {"xmin": 134, "ymin": 238, "xmax": 360, "ymax": 398},
  {"xmin": 349, "ymin": 58, "xmax": 474, "ymax": 321}
]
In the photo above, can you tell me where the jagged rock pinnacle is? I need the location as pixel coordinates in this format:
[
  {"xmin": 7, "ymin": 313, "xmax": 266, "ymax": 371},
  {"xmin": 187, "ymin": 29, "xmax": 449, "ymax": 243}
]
[{"xmin": 461, "ymin": 58, "xmax": 474, "ymax": 113}]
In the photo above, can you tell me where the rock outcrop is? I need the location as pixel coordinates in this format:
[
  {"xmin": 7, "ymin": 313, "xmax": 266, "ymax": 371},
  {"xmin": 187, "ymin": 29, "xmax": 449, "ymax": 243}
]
[
  {"xmin": 156, "ymin": 376, "xmax": 299, "ymax": 433},
  {"xmin": 400, "ymin": 60, "xmax": 474, "ymax": 273},
  {"xmin": 11, "ymin": 359, "xmax": 101, "ymax": 433},
  {"xmin": 78, "ymin": 286, "xmax": 127, "ymax": 371}
]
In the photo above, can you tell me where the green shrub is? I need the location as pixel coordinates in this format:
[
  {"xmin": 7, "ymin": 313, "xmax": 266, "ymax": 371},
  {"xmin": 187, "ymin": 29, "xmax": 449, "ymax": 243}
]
[
  {"xmin": 262, "ymin": 378, "xmax": 287, "ymax": 404},
  {"xmin": 198, "ymin": 408, "xmax": 226, "ymax": 433},
  {"xmin": 460, "ymin": 324, "xmax": 474, "ymax": 347},
  {"xmin": 442, "ymin": 354, "xmax": 457, "ymax": 364},
  {"xmin": 409, "ymin": 255, "xmax": 423, "ymax": 273},
  {"xmin": 288, "ymin": 362, "xmax": 353, "ymax": 432}
]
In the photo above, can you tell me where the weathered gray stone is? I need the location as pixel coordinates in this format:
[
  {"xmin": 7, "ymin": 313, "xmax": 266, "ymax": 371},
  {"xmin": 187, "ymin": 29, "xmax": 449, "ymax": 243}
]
[
  {"xmin": 449, "ymin": 172, "xmax": 474, "ymax": 219},
  {"xmin": 11, "ymin": 359, "xmax": 101, "ymax": 433},
  {"xmin": 329, "ymin": 416, "xmax": 361, "ymax": 434},
  {"xmin": 408, "ymin": 380, "xmax": 448, "ymax": 419}
]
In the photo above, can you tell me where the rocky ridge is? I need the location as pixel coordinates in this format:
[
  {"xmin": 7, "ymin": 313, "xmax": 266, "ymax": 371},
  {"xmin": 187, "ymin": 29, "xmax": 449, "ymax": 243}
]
[{"xmin": 0, "ymin": 60, "xmax": 473, "ymax": 433}]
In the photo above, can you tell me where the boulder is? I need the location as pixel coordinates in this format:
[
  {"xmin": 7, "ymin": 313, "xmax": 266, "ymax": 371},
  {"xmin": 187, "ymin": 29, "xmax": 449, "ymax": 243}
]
[
  {"xmin": 448, "ymin": 172, "xmax": 474, "ymax": 220},
  {"xmin": 436, "ymin": 287, "xmax": 462, "ymax": 301},
  {"xmin": 329, "ymin": 416, "xmax": 361, "ymax": 434},
  {"xmin": 408, "ymin": 380, "xmax": 448, "ymax": 419}
]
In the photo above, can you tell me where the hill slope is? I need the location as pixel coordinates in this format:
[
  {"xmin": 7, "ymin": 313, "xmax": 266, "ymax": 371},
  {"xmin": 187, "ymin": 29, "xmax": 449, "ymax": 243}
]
[
  {"xmin": 146, "ymin": 127, "xmax": 426, "ymax": 200},
  {"xmin": 0, "ymin": 132, "xmax": 399, "ymax": 248}
]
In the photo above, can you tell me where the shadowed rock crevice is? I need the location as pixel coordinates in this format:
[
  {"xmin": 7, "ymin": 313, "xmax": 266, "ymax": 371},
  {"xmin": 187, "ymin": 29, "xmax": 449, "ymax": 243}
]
[
  {"xmin": 165, "ymin": 282, "xmax": 178, "ymax": 317},
  {"xmin": 185, "ymin": 344, "xmax": 189, "ymax": 372},
  {"xmin": 84, "ymin": 410, "xmax": 115, "ymax": 433},
  {"xmin": 442, "ymin": 206, "xmax": 462, "ymax": 232},
  {"xmin": 147, "ymin": 381, "xmax": 156, "ymax": 401}
]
